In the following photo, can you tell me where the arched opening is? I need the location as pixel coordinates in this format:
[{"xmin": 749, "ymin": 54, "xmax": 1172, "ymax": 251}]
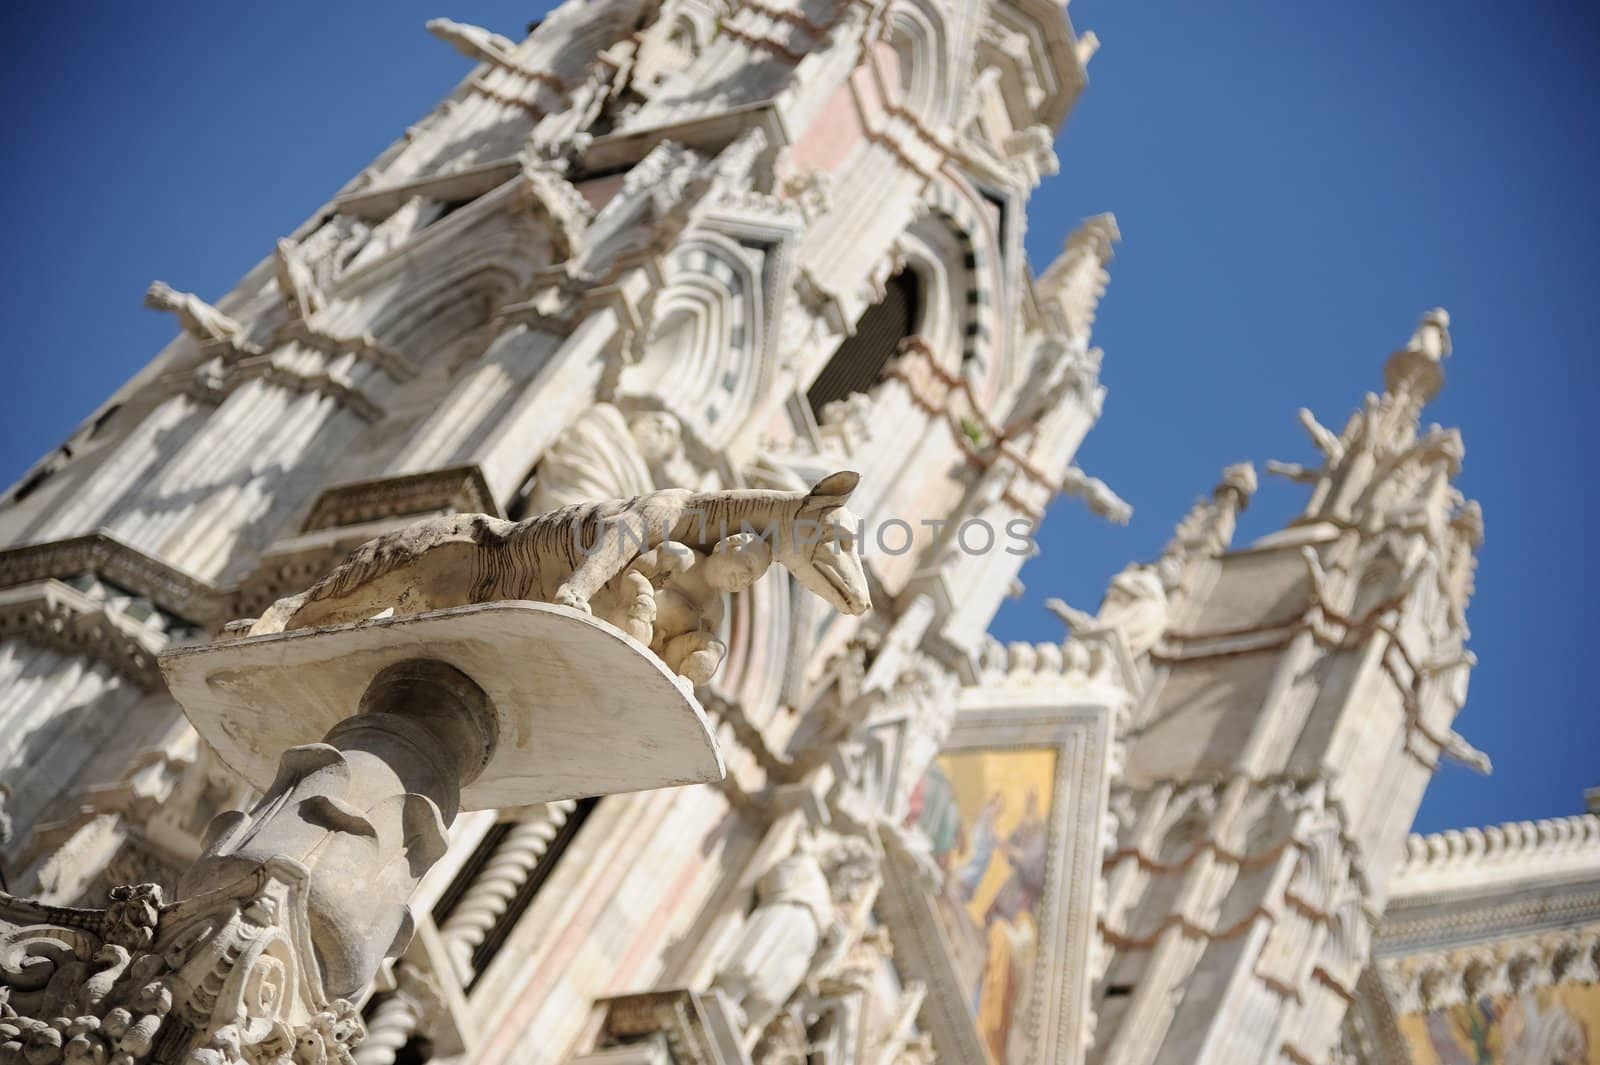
[{"xmin": 806, "ymin": 271, "xmax": 922, "ymax": 417}]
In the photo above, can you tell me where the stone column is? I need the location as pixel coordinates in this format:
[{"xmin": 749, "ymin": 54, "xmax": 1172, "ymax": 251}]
[
  {"xmin": 350, "ymin": 970, "xmax": 441, "ymax": 1065},
  {"xmin": 181, "ymin": 658, "xmax": 496, "ymax": 1001},
  {"xmin": 437, "ymin": 800, "xmax": 579, "ymax": 985}
]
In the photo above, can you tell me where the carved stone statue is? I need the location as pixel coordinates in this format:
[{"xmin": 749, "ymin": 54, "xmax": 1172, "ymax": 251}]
[
  {"xmin": 425, "ymin": 17, "xmax": 516, "ymax": 66},
  {"xmin": 713, "ymin": 841, "xmax": 833, "ymax": 1031},
  {"xmin": 629, "ymin": 410, "xmax": 700, "ymax": 488},
  {"xmin": 1297, "ymin": 407, "xmax": 1346, "ymax": 462},
  {"xmin": 712, "ymin": 833, "xmax": 879, "ymax": 1032},
  {"xmin": 143, "ymin": 281, "xmax": 241, "ymax": 345},
  {"xmin": 0, "ymin": 463, "xmax": 868, "ymax": 1065},
  {"xmin": 274, "ymin": 238, "xmax": 325, "ymax": 321},
  {"xmin": 1406, "ymin": 307, "xmax": 1452, "ymax": 362},
  {"xmin": 632, "ymin": 536, "xmax": 772, "ymax": 684},
  {"xmin": 1047, "ymin": 562, "xmax": 1169, "ymax": 661},
  {"xmin": 248, "ymin": 474, "xmax": 872, "ymax": 684},
  {"xmin": 522, "ymin": 405, "xmax": 705, "ymax": 517},
  {"xmin": 1060, "ymin": 465, "xmax": 1132, "ymax": 525},
  {"xmin": 522, "ymin": 405, "xmax": 656, "ymax": 515}
]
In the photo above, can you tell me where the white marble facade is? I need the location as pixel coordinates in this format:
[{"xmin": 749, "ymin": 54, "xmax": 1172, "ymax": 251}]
[{"xmin": 0, "ymin": 4, "xmax": 1591, "ymax": 1065}]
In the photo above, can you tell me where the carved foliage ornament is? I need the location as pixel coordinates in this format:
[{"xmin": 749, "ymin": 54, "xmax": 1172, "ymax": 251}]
[{"xmin": 0, "ymin": 870, "xmax": 363, "ymax": 1065}]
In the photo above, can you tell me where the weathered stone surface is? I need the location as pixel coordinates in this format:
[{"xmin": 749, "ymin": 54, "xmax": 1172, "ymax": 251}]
[{"xmin": 0, "ymin": 6, "xmax": 1555, "ymax": 1065}]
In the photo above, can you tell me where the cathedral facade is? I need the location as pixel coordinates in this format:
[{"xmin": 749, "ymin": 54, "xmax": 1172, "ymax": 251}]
[{"xmin": 0, "ymin": 3, "xmax": 1594, "ymax": 1064}]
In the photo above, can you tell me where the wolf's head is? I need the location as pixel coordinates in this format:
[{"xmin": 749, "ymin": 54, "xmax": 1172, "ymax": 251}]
[{"xmin": 779, "ymin": 471, "xmax": 872, "ymax": 616}]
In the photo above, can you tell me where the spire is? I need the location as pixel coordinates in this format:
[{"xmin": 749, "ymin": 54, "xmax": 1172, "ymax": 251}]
[
  {"xmin": 1163, "ymin": 461, "xmax": 1257, "ymax": 563},
  {"xmin": 1267, "ymin": 308, "xmax": 1466, "ymax": 533},
  {"xmin": 1036, "ymin": 213, "xmax": 1120, "ymax": 342}
]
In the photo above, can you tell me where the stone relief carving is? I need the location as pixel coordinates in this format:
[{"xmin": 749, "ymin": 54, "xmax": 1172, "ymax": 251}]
[
  {"xmin": 1387, "ymin": 927, "xmax": 1600, "ymax": 1015},
  {"xmin": 0, "ymin": 872, "xmax": 364, "ymax": 1065},
  {"xmin": 525, "ymin": 405, "xmax": 710, "ymax": 518}
]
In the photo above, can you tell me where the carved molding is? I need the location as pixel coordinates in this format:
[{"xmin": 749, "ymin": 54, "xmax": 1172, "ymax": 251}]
[
  {"xmin": 0, "ymin": 533, "xmax": 221, "ymax": 625},
  {"xmin": 272, "ymin": 321, "xmax": 418, "ymax": 384},
  {"xmin": 300, "ymin": 465, "xmax": 500, "ymax": 533},
  {"xmin": 1396, "ymin": 813, "xmax": 1600, "ymax": 881},
  {"xmin": 1377, "ymin": 922, "xmax": 1600, "ymax": 1014},
  {"xmin": 0, "ymin": 581, "xmax": 172, "ymax": 690},
  {"xmin": 598, "ymin": 990, "xmax": 729, "ymax": 1065},
  {"xmin": 160, "ymin": 355, "xmax": 384, "ymax": 424}
]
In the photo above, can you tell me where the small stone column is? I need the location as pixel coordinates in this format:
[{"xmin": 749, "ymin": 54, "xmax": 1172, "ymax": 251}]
[
  {"xmin": 437, "ymin": 800, "xmax": 578, "ymax": 984},
  {"xmin": 182, "ymin": 659, "xmax": 496, "ymax": 1000},
  {"xmin": 350, "ymin": 970, "xmax": 441, "ymax": 1065}
]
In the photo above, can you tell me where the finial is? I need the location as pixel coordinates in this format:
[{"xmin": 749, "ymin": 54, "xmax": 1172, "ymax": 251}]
[
  {"xmin": 1383, "ymin": 307, "xmax": 1451, "ymax": 404},
  {"xmin": 1065, "ymin": 212, "xmax": 1120, "ymax": 260},
  {"xmin": 1405, "ymin": 307, "xmax": 1452, "ymax": 363},
  {"xmin": 1040, "ymin": 214, "xmax": 1121, "ymax": 340},
  {"xmin": 1163, "ymin": 462, "xmax": 1256, "ymax": 564},
  {"xmin": 1451, "ymin": 498, "xmax": 1484, "ymax": 547},
  {"xmin": 1076, "ymin": 31, "xmax": 1101, "ymax": 68},
  {"xmin": 1217, "ymin": 461, "xmax": 1258, "ymax": 503}
]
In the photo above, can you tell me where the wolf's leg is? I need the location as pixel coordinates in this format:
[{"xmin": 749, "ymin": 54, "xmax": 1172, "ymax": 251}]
[{"xmin": 553, "ymin": 513, "xmax": 651, "ymax": 611}]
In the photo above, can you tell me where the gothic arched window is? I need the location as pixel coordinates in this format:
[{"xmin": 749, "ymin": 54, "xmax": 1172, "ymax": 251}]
[{"xmin": 806, "ymin": 270, "xmax": 922, "ymax": 417}]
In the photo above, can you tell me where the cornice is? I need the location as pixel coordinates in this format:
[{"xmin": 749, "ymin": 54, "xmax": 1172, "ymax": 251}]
[
  {"xmin": 0, "ymin": 579, "xmax": 172, "ymax": 690},
  {"xmin": 1376, "ymin": 884, "xmax": 1600, "ymax": 956},
  {"xmin": 300, "ymin": 464, "xmax": 500, "ymax": 533},
  {"xmin": 0, "ymin": 532, "xmax": 223, "ymax": 625}
]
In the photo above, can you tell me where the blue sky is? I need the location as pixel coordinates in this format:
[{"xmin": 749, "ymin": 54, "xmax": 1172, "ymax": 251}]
[{"xmin": 1, "ymin": 3, "xmax": 1595, "ymax": 833}]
